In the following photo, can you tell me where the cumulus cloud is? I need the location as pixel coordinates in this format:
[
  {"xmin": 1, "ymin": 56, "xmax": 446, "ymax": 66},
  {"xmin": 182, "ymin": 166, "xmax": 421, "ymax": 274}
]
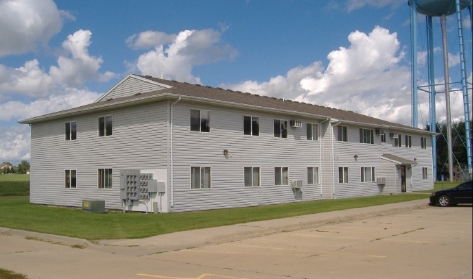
[
  {"xmin": 223, "ymin": 26, "xmax": 468, "ymax": 127},
  {"xmin": 0, "ymin": 0, "xmax": 70, "ymax": 57},
  {"xmin": 0, "ymin": 125, "xmax": 31, "ymax": 161},
  {"xmin": 0, "ymin": 29, "xmax": 115, "ymax": 97},
  {"xmin": 128, "ymin": 29, "xmax": 238, "ymax": 83},
  {"xmin": 345, "ymin": 0, "xmax": 402, "ymax": 12},
  {"xmin": 0, "ymin": 89, "xmax": 100, "ymax": 121}
]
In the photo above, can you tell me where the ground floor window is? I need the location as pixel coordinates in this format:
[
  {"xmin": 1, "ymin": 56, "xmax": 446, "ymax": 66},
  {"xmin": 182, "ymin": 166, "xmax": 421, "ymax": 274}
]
[
  {"xmin": 65, "ymin": 170, "xmax": 76, "ymax": 188},
  {"xmin": 422, "ymin": 167, "xmax": 428, "ymax": 179},
  {"xmin": 244, "ymin": 167, "xmax": 260, "ymax": 187},
  {"xmin": 275, "ymin": 167, "xmax": 289, "ymax": 185},
  {"xmin": 191, "ymin": 167, "xmax": 211, "ymax": 189},
  {"xmin": 361, "ymin": 167, "xmax": 375, "ymax": 182},
  {"xmin": 338, "ymin": 167, "xmax": 348, "ymax": 183},
  {"xmin": 98, "ymin": 169, "xmax": 112, "ymax": 189},
  {"xmin": 307, "ymin": 167, "xmax": 319, "ymax": 184}
]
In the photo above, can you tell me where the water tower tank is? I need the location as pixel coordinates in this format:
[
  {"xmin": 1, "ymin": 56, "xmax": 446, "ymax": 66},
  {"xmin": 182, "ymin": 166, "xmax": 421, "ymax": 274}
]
[{"xmin": 408, "ymin": 0, "xmax": 472, "ymax": 16}]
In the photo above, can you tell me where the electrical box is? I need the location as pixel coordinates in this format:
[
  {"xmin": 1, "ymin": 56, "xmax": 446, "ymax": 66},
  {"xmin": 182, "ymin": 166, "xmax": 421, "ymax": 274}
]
[{"xmin": 82, "ymin": 200, "xmax": 105, "ymax": 213}]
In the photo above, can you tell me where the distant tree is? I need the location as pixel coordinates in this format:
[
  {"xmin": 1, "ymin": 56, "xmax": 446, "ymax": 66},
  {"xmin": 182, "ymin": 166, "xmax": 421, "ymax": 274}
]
[
  {"xmin": 435, "ymin": 120, "xmax": 471, "ymax": 178},
  {"xmin": 17, "ymin": 160, "xmax": 30, "ymax": 174}
]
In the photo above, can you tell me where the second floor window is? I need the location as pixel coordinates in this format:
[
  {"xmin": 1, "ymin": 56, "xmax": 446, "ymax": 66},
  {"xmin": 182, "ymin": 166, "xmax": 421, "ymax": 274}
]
[
  {"xmin": 244, "ymin": 116, "xmax": 259, "ymax": 136},
  {"xmin": 338, "ymin": 126, "xmax": 347, "ymax": 142},
  {"xmin": 405, "ymin": 135, "xmax": 412, "ymax": 148},
  {"xmin": 421, "ymin": 137, "xmax": 427, "ymax": 149},
  {"xmin": 394, "ymin": 134, "xmax": 402, "ymax": 147},
  {"xmin": 98, "ymin": 116, "xmax": 113, "ymax": 137},
  {"xmin": 307, "ymin": 123, "xmax": 318, "ymax": 140},
  {"xmin": 360, "ymin": 128, "xmax": 374, "ymax": 144},
  {"xmin": 190, "ymin": 109, "xmax": 210, "ymax": 132},
  {"xmin": 65, "ymin": 121, "xmax": 77, "ymax": 140},
  {"xmin": 274, "ymin": 119, "xmax": 288, "ymax": 138}
]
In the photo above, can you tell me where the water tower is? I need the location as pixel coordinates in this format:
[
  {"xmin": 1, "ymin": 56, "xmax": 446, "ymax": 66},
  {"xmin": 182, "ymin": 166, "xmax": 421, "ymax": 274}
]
[{"xmin": 409, "ymin": 0, "xmax": 472, "ymax": 181}]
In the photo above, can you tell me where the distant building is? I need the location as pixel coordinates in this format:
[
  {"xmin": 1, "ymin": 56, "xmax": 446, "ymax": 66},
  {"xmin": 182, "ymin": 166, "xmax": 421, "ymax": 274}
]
[
  {"xmin": 20, "ymin": 74, "xmax": 435, "ymax": 212},
  {"xmin": 0, "ymin": 162, "xmax": 12, "ymax": 173}
]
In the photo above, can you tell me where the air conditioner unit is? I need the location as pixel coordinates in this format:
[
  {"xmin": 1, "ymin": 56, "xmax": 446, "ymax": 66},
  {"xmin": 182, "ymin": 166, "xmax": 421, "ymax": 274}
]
[
  {"xmin": 289, "ymin": 120, "xmax": 302, "ymax": 128},
  {"xmin": 389, "ymin": 133, "xmax": 398, "ymax": 138},
  {"xmin": 291, "ymin": 180, "xmax": 303, "ymax": 189},
  {"xmin": 376, "ymin": 178, "xmax": 386, "ymax": 185},
  {"xmin": 82, "ymin": 200, "xmax": 105, "ymax": 213},
  {"xmin": 375, "ymin": 128, "xmax": 384, "ymax": 135}
]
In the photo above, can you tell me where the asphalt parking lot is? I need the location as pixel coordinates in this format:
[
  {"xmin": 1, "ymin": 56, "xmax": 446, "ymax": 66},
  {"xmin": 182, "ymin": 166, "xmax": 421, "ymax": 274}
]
[{"xmin": 0, "ymin": 200, "xmax": 471, "ymax": 279}]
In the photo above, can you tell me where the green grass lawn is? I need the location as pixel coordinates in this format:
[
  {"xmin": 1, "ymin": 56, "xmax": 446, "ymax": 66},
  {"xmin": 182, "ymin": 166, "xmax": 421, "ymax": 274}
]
[
  {"xmin": 0, "ymin": 175, "xmax": 454, "ymax": 240},
  {"xmin": 0, "ymin": 194, "xmax": 428, "ymax": 240},
  {"xmin": 0, "ymin": 268, "xmax": 28, "ymax": 279},
  {"xmin": 0, "ymin": 174, "xmax": 30, "ymax": 181}
]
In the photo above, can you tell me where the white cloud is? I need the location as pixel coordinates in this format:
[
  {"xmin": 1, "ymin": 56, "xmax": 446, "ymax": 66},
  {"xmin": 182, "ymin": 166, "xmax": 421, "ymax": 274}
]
[
  {"xmin": 222, "ymin": 26, "xmax": 470, "ymax": 127},
  {"xmin": 0, "ymin": 29, "xmax": 115, "ymax": 97},
  {"xmin": 0, "ymin": 125, "xmax": 31, "ymax": 162},
  {"xmin": 0, "ymin": 0, "xmax": 70, "ymax": 57},
  {"xmin": 129, "ymin": 29, "xmax": 238, "ymax": 83},
  {"xmin": 0, "ymin": 89, "xmax": 100, "ymax": 121},
  {"xmin": 345, "ymin": 0, "xmax": 402, "ymax": 12}
]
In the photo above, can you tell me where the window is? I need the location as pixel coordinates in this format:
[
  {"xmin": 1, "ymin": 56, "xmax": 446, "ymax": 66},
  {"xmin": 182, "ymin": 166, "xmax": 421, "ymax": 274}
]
[
  {"xmin": 98, "ymin": 169, "xmax": 112, "ymax": 189},
  {"xmin": 381, "ymin": 133, "xmax": 386, "ymax": 143},
  {"xmin": 307, "ymin": 167, "xmax": 319, "ymax": 184},
  {"xmin": 361, "ymin": 167, "xmax": 376, "ymax": 182},
  {"xmin": 244, "ymin": 167, "xmax": 260, "ymax": 187},
  {"xmin": 191, "ymin": 167, "xmax": 211, "ymax": 189},
  {"xmin": 421, "ymin": 137, "xmax": 427, "ymax": 149},
  {"xmin": 244, "ymin": 116, "xmax": 259, "ymax": 136},
  {"xmin": 274, "ymin": 119, "xmax": 288, "ymax": 138},
  {"xmin": 422, "ymin": 168, "xmax": 428, "ymax": 179},
  {"xmin": 65, "ymin": 170, "xmax": 76, "ymax": 188},
  {"xmin": 359, "ymin": 128, "xmax": 374, "ymax": 144},
  {"xmin": 275, "ymin": 167, "xmax": 289, "ymax": 185},
  {"xmin": 405, "ymin": 135, "xmax": 412, "ymax": 148},
  {"xmin": 307, "ymin": 123, "xmax": 318, "ymax": 140},
  {"xmin": 190, "ymin": 109, "xmax": 210, "ymax": 132},
  {"xmin": 65, "ymin": 122, "xmax": 77, "ymax": 140},
  {"xmin": 338, "ymin": 126, "xmax": 348, "ymax": 142},
  {"xmin": 98, "ymin": 116, "xmax": 113, "ymax": 137},
  {"xmin": 394, "ymin": 134, "xmax": 402, "ymax": 147},
  {"xmin": 338, "ymin": 167, "xmax": 348, "ymax": 183}
]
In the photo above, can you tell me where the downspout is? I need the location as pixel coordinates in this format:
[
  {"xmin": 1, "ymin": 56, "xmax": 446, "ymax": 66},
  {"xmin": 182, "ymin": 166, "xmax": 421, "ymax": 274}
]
[
  {"xmin": 170, "ymin": 97, "xmax": 181, "ymax": 208},
  {"xmin": 331, "ymin": 120, "xmax": 342, "ymax": 199},
  {"xmin": 319, "ymin": 117, "xmax": 331, "ymax": 197}
]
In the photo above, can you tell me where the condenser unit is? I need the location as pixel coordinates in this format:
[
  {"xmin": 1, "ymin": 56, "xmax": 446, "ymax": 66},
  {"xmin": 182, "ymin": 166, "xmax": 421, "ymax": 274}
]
[
  {"xmin": 82, "ymin": 200, "xmax": 105, "ymax": 213},
  {"xmin": 389, "ymin": 133, "xmax": 398, "ymax": 138}
]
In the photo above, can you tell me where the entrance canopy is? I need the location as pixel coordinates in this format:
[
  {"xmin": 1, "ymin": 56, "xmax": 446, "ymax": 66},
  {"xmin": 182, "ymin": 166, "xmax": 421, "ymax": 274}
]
[{"xmin": 381, "ymin": 154, "xmax": 418, "ymax": 166}]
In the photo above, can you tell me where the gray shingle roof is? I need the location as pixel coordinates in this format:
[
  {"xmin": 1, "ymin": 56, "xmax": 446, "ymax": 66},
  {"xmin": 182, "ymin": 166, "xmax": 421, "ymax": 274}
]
[{"xmin": 19, "ymin": 74, "xmax": 431, "ymax": 134}]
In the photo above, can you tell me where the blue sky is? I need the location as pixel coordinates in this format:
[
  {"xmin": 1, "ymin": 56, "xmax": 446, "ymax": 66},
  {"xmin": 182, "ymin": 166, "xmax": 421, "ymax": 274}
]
[{"xmin": 0, "ymin": 0, "xmax": 471, "ymax": 164}]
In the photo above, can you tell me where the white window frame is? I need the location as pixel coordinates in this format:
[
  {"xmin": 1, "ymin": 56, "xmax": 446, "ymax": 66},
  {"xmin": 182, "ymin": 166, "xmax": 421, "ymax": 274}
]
[
  {"xmin": 244, "ymin": 167, "xmax": 260, "ymax": 187},
  {"xmin": 405, "ymin": 135, "xmax": 412, "ymax": 148},
  {"xmin": 191, "ymin": 167, "xmax": 211, "ymax": 189},
  {"xmin": 421, "ymin": 137, "xmax": 427, "ymax": 149},
  {"xmin": 65, "ymin": 121, "xmax": 77, "ymax": 141},
  {"xmin": 65, "ymin": 169, "xmax": 77, "ymax": 188},
  {"xmin": 307, "ymin": 123, "xmax": 318, "ymax": 140},
  {"xmin": 394, "ymin": 134, "xmax": 402, "ymax": 147},
  {"xmin": 380, "ymin": 133, "xmax": 386, "ymax": 143},
  {"xmin": 338, "ymin": 167, "xmax": 348, "ymax": 183},
  {"xmin": 243, "ymin": 115, "xmax": 259, "ymax": 136},
  {"xmin": 98, "ymin": 116, "xmax": 113, "ymax": 137},
  {"xmin": 190, "ymin": 109, "xmax": 210, "ymax": 133},
  {"xmin": 274, "ymin": 119, "xmax": 288, "ymax": 138},
  {"xmin": 98, "ymin": 168, "xmax": 113, "ymax": 189},
  {"xmin": 361, "ymin": 167, "xmax": 376, "ymax": 182},
  {"xmin": 338, "ymin": 126, "xmax": 348, "ymax": 142},
  {"xmin": 360, "ymin": 128, "xmax": 374, "ymax": 144},
  {"xmin": 307, "ymin": 167, "xmax": 319, "ymax": 184},
  {"xmin": 275, "ymin": 167, "xmax": 289, "ymax": 185}
]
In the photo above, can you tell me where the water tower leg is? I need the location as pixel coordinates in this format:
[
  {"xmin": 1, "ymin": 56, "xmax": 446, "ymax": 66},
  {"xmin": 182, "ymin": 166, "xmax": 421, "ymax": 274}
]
[
  {"xmin": 426, "ymin": 16, "xmax": 437, "ymax": 180},
  {"xmin": 410, "ymin": 0, "xmax": 418, "ymax": 128}
]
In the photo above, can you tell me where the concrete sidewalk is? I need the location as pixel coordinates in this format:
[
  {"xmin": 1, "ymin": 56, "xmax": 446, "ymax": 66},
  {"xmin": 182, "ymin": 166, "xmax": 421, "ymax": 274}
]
[
  {"xmin": 100, "ymin": 198, "xmax": 430, "ymax": 251},
  {"xmin": 1, "ymin": 198, "xmax": 430, "ymax": 253}
]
